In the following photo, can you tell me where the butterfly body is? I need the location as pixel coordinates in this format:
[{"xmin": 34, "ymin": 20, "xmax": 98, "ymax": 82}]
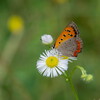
[{"xmin": 54, "ymin": 22, "xmax": 83, "ymax": 57}]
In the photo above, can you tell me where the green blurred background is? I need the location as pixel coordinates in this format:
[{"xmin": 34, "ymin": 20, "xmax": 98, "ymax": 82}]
[{"xmin": 0, "ymin": 0, "xmax": 100, "ymax": 100}]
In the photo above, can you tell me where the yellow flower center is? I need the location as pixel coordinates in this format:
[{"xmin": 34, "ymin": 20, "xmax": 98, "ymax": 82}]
[{"xmin": 46, "ymin": 56, "xmax": 59, "ymax": 68}]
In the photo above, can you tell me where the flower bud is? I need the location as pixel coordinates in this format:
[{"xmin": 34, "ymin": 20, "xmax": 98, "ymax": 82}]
[{"xmin": 41, "ymin": 34, "xmax": 53, "ymax": 45}]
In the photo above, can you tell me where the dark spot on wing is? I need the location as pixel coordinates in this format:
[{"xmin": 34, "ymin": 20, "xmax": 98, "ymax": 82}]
[
  {"xmin": 65, "ymin": 29, "xmax": 71, "ymax": 32},
  {"xmin": 74, "ymin": 35, "xmax": 76, "ymax": 37},
  {"xmin": 63, "ymin": 34, "xmax": 66, "ymax": 37},
  {"xmin": 61, "ymin": 39, "xmax": 63, "ymax": 40},
  {"xmin": 68, "ymin": 33, "xmax": 73, "ymax": 37},
  {"xmin": 73, "ymin": 28, "xmax": 77, "ymax": 35}
]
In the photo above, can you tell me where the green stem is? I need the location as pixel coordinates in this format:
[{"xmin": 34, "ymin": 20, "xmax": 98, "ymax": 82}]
[
  {"xmin": 64, "ymin": 72, "xmax": 79, "ymax": 100},
  {"xmin": 70, "ymin": 66, "xmax": 78, "ymax": 78},
  {"xmin": 68, "ymin": 76, "xmax": 79, "ymax": 100}
]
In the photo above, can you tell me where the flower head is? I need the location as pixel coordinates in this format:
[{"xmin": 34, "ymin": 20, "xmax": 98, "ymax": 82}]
[
  {"xmin": 81, "ymin": 74, "xmax": 93, "ymax": 82},
  {"xmin": 36, "ymin": 49, "xmax": 71, "ymax": 77},
  {"xmin": 77, "ymin": 66, "xmax": 93, "ymax": 82},
  {"xmin": 7, "ymin": 15, "xmax": 24, "ymax": 34},
  {"xmin": 41, "ymin": 34, "xmax": 53, "ymax": 45}
]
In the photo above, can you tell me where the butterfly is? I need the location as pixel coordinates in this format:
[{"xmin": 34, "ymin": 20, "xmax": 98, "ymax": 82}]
[{"xmin": 53, "ymin": 22, "xmax": 83, "ymax": 57}]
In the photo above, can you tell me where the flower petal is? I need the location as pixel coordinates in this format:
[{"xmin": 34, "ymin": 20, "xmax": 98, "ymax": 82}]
[{"xmin": 52, "ymin": 68, "xmax": 58, "ymax": 77}]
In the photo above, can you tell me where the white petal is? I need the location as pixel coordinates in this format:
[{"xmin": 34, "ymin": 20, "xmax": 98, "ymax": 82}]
[
  {"xmin": 46, "ymin": 68, "xmax": 51, "ymax": 77},
  {"xmin": 68, "ymin": 57, "xmax": 77, "ymax": 62},
  {"xmin": 40, "ymin": 55, "xmax": 47, "ymax": 59},
  {"xmin": 50, "ymin": 69, "xmax": 53, "ymax": 78},
  {"xmin": 43, "ymin": 67, "xmax": 51, "ymax": 77},
  {"xmin": 58, "ymin": 63, "xmax": 68, "ymax": 70},
  {"xmin": 52, "ymin": 68, "xmax": 58, "ymax": 77},
  {"xmin": 43, "ymin": 69, "xmax": 47, "ymax": 76},
  {"xmin": 57, "ymin": 66, "xmax": 65, "ymax": 72},
  {"xmin": 55, "ymin": 68, "xmax": 62, "ymax": 75},
  {"xmin": 60, "ymin": 60, "xmax": 68, "ymax": 65},
  {"xmin": 37, "ymin": 61, "xmax": 45, "ymax": 68},
  {"xmin": 38, "ymin": 66, "xmax": 47, "ymax": 74}
]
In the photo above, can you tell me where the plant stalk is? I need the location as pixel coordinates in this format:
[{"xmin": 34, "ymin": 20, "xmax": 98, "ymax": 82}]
[{"xmin": 64, "ymin": 72, "xmax": 79, "ymax": 100}]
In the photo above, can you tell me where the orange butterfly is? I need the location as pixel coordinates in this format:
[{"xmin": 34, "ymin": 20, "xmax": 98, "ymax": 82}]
[{"xmin": 53, "ymin": 22, "xmax": 83, "ymax": 57}]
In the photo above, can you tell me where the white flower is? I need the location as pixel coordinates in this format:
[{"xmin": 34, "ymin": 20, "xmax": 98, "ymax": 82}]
[
  {"xmin": 36, "ymin": 49, "xmax": 73, "ymax": 78},
  {"xmin": 41, "ymin": 34, "xmax": 53, "ymax": 45}
]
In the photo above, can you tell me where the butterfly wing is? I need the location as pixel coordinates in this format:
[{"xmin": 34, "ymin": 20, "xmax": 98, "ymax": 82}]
[
  {"xmin": 73, "ymin": 37, "xmax": 83, "ymax": 57},
  {"xmin": 54, "ymin": 22, "xmax": 79, "ymax": 48},
  {"xmin": 54, "ymin": 22, "xmax": 83, "ymax": 57},
  {"xmin": 57, "ymin": 37, "xmax": 83, "ymax": 57}
]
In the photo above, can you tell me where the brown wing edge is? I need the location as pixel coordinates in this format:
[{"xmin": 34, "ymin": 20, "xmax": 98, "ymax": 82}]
[{"xmin": 67, "ymin": 21, "xmax": 80, "ymax": 36}]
